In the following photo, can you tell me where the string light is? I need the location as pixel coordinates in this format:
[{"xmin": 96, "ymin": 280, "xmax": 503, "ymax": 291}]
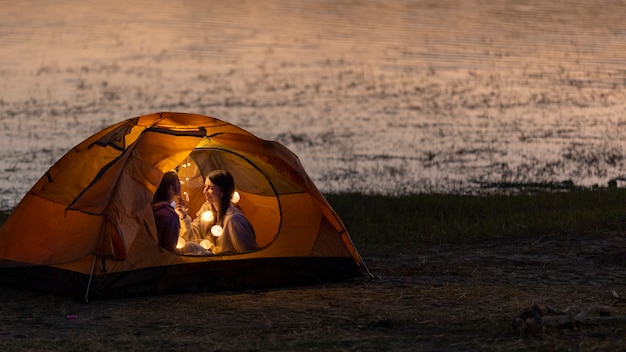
[
  {"xmin": 200, "ymin": 239, "xmax": 211, "ymax": 249},
  {"xmin": 201, "ymin": 210, "xmax": 214, "ymax": 223},
  {"xmin": 178, "ymin": 156, "xmax": 192, "ymax": 197},
  {"xmin": 176, "ymin": 237, "xmax": 186, "ymax": 249},
  {"xmin": 231, "ymin": 191, "xmax": 240, "ymax": 204},
  {"xmin": 211, "ymin": 225, "xmax": 223, "ymax": 237}
]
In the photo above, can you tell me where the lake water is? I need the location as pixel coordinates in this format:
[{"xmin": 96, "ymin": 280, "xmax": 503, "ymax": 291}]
[{"xmin": 2, "ymin": 0, "xmax": 626, "ymax": 208}]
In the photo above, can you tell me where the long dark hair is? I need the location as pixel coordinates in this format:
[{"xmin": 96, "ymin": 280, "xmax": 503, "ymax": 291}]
[
  {"xmin": 154, "ymin": 171, "xmax": 180, "ymax": 203},
  {"xmin": 207, "ymin": 169, "xmax": 235, "ymax": 223}
]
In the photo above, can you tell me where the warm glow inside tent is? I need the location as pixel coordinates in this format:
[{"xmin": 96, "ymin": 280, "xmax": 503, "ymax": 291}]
[{"xmin": 0, "ymin": 112, "xmax": 369, "ymax": 299}]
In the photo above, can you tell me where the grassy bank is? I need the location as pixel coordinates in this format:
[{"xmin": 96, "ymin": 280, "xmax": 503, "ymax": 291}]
[
  {"xmin": 2, "ymin": 189, "xmax": 625, "ymax": 255},
  {"xmin": 326, "ymin": 188, "xmax": 626, "ymax": 254}
]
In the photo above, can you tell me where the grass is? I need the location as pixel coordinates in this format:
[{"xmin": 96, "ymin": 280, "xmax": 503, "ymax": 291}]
[
  {"xmin": 2, "ymin": 188, "xmax": 625, "ymax": 251},
  {"xmin": 326, "ymin": 188, "xmax": 626, "ymax": 254}
]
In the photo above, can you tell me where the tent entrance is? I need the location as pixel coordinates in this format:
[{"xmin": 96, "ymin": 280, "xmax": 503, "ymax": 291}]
[{"xmin": 178, "ymin": 148, "xmax": 281, "ymax": 249}]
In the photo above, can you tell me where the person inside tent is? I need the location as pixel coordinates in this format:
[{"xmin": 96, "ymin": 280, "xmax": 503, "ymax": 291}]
[
  {"xmin": 152, "ymin": 171, "xmax": 184, "ymax": 253},
  {"xmin": 153, "ymin": 171, "xmax": 210, "ymax": 255},
  {"xmin": 178, "ymin": 169, "xmax": 258, "ymax": 255}
]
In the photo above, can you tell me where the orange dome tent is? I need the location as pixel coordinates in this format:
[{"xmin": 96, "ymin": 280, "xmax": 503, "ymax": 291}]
[{"xmin": 0, "ymin": 112, "xmax": 370, "ymax": 299}]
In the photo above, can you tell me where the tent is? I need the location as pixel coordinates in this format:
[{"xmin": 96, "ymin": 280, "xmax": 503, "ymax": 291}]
[{"xmin": 0, "ymin": 112, "xmax": 370, "ymax": 299}]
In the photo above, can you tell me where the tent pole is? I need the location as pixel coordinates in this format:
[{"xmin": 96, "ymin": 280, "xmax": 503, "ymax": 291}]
[
  {"xmin": 84, "ymin": 254, "xmax": 98, "ymax": 303},
  {"xmin": 344, "ymin": 234, "xmax": 378, "ymax": 280}
]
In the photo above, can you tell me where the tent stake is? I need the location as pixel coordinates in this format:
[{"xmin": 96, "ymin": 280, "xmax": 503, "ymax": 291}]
[{"xmin": 84, "ymin": 254, "xmax": 98, "ymax": 303}]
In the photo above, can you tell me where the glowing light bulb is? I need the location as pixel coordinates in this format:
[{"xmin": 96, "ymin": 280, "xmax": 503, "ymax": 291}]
[
  {"xmin": 176, "ymin": 237, "xmax": 185, "ymax": 249},
  {"xmin": 231, "ymin": 191, "xmax": 240, "ymax": 204},
  {"xmin": 211, "ymin": 225, "xmax": 223, "ymax": 237},
  {"xmin": 200, "ymin": 239, "xmax": 211, "ymax": 249},
  {"xmin": 201, "ymin": 210, "xmax": 214, "ymax": 223}
]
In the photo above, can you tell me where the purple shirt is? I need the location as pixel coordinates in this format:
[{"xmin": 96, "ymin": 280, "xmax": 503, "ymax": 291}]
[{"xmin": 153, "ymin": 201, "xmax": 180, "ymax": 252}]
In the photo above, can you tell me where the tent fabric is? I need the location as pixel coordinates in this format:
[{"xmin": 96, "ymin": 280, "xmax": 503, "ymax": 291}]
[{"xmin": 0, "ymin": 112, "xmax": 368, "ymax": 298}]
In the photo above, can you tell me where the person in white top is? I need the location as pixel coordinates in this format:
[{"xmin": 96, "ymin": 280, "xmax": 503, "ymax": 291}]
[{"xmin": 177, "ymin": 170, "xmax": 257, "ymax": 255}]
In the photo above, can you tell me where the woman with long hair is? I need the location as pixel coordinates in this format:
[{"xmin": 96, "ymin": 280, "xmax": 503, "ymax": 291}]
[
  {"xmin": 152, "ymin": 171, "xmax": 183, "ymax": 252},
  {"xmin": 179, "ymin": 170, "xmax": 257, "ymax": 255}
]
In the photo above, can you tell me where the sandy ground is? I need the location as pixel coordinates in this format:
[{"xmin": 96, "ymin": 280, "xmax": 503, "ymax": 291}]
[{"xmin": 1, "ymin": 232, "xmax": 625, "ymax": 351}]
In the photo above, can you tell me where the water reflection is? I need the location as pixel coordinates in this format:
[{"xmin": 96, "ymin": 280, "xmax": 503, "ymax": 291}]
[{"xmin": 2, "ymin": 0, "xmax": 626, "ymax": 208}]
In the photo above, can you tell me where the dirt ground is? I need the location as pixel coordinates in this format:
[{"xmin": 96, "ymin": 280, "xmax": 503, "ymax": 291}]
[{"xmin": 1, "ymin": 232, "xmax": 625, "ymax": 351}]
